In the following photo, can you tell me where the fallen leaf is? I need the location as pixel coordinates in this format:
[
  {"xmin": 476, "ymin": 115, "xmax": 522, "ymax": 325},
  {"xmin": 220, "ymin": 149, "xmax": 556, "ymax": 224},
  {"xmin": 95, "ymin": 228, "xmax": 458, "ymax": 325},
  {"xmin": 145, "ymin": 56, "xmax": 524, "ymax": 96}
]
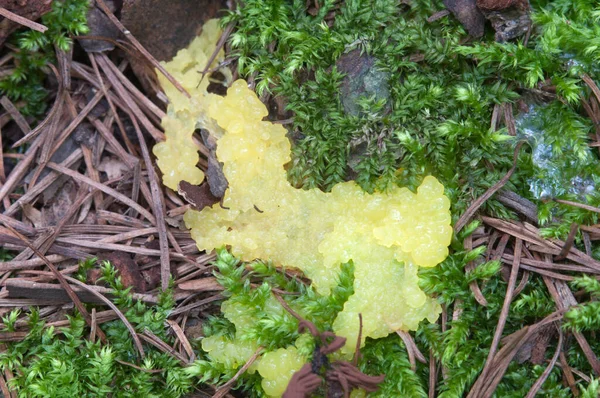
[
  {"xmin": 177, "ymin": 181, "xmax": 220, "ymax": 211},
  {"xmin": 443, "ymin": 0, "xmax": 486, "ymax": 37},
  {"xmin": 21, "ymin": 204, "xmax": 43, "ymax": 229},
  {"xmin": 99, "ymin": 251, "xmax": 146, "ymax": 292},
  {"xmin": 41, "ymin": 179, "xmax": 77, "ymax": 227},
  {"xmin": 480, "ymin": 6, "xmax": 531, "ymax": 42},
  {"xmin": 98, "ymin": 156, "xmax": 129, "ymax": 179}
]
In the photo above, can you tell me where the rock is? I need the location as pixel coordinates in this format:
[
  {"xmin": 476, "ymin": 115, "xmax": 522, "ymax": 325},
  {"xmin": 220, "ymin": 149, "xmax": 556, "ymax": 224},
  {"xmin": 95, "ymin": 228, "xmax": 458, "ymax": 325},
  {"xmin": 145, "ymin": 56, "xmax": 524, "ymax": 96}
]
[
  {"xmin": 78, "ymin": 0, "xmax": 121, "ymax": 53},
  {"xmin": 336, "ymin": 49, "xmax": 391, "ymax": 117}
]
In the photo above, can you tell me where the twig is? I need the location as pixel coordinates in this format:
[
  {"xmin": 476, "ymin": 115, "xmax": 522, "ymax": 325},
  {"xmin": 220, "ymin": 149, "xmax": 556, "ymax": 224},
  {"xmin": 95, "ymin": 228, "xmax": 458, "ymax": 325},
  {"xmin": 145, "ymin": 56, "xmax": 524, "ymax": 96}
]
[
  {"xmin": 555, "ymin": 199, "xmax": 600, "ymax": 215},
  {"xmin": 197, "ymin": 21, "xmax": 236, "ymax": 87},
  {"xmin": 115, "ymin": 359, "xmax": 164, "ymax": 373},
  {"xmin": 139, "ymin": 329, "xmax": 186, "ymax": 363},
  {"xmin": 166, "ymin": 319, "xmax": 195, "ymax": 363},
  {"xmin": 397, "ymin": 330, "xmax": 427, "ymax": 371},
  {"xmin": 427, "ymin": 9, "xmax": 450, "ymax": 23},
  {"xmin": 0, "ymin": 7, "xmax": 48, "ymax": 32},
  {"xmin": 354, "ymin": 313, "xmax": 363, "ymax": 366},
  {"xmin": 555, "ymin": 223, "xmax": 578, "ymax": 261},
  {"xmin": 0, "ymin": 96, "xmax": 31, "ymax": 134},
  {"xmin": 168, "ymin": 294, "xmax": 223, "ymax": 317},
  {"xmin": 213, "ymin": 346, "xmax": 264, "ymax": 398},
  {"xmin": 429, "ymin": 349, "xmax": 437, "ymax": 398}
]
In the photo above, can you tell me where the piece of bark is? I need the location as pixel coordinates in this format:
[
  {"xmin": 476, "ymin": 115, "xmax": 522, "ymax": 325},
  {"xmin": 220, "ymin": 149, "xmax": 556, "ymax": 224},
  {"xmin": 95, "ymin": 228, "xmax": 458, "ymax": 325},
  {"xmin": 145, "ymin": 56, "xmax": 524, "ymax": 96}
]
[
  {"xmin": 477, "ymin": 0, "xmax": 528, "ymax": 11},
  {"xmin": 200, "ymin": 129, "xmax": 228, "ymax": 198},
  {"xmin": 336, "ymin": 49, "xmax": 391, "ymax": 117},
  {"xmin": 443, "ymin": 0, "xmax": 486, "ymax": 37},
  {"xmin": 481, "ymin": 6, "xmax": 531, "ymax": 42}
]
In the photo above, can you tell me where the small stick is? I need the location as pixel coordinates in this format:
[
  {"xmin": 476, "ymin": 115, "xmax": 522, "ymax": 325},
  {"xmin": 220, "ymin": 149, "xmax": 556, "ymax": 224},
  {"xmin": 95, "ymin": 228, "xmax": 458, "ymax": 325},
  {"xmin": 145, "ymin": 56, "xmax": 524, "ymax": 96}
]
[
  {"xmin": 0, "ymin": 7, "xmax": 48, "ymax": 32},
  {"xmin": 213, "ymin": 346, "xmax": 264, "ymax": 398},
  {"xmin": 428, "ymin": 349, "xmax": 437, "ymax": 398},
  {"xmin": 0, "ymin": 96, "xmax": 30, "ymax": 134},
  {"xmin": 197, "ymin": 21, "xmax": 236, "ymax": 87},
  {"xmin": 555, "ymin": 223, "xmax": 579, "ymax": 261},
  {"xmin": 90, "ymin": 308, "xmax": 97, "ymax": 343},
  {"xmin": 427, "ymin": 9, "xmax": 450, "ymax": 23},
  {"xmin": 139, "ymin": 329, "xmax": 186, "ymax": 363},
  {"xmin": 354, "ymin": 313, "xmax": 363, "ymax": 366},
  {"xmin": 166, "ymin": 319, "xmax": 195, "ymax": 362},
  {"xmin": 555, "ymin": 199, "xmax": 600, "ymax": 215}
]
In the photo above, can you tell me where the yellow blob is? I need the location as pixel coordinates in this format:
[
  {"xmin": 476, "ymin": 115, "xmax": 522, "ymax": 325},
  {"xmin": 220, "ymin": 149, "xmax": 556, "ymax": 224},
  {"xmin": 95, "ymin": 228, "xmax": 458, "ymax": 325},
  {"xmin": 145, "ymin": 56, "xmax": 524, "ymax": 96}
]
[
  {"xmin": 155, "ymin": 23, "xmax": 453, "ymax": 357},
  {"xmin": 257, "ymin": 347, "xmax": 306, "ymax": 397},
  {"xmin": 153, "ymin": 19, "xmax": 231, "ymax": 190},
  {"xmin": 180, "ymin": 81, "xmax": 451, "ymax": 354}
]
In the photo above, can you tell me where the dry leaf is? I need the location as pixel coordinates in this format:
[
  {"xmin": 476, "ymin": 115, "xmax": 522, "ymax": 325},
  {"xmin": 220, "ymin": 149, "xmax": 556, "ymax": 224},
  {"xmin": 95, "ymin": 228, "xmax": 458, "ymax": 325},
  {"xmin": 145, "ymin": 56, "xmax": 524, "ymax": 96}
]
[
  {"xmin": 177, "ymin": 181, "xmax": 220, "ymax": 211},
  {"xmin": 443, "ymin": 0, "xmax": 486, "ymax": 37},
  {"xmin": 98, "ymin": 157, "xmax": 129, "ymax": 179},
  {"xmin": 99, "ymin": 251, "xmax": 146, "ymax": 292}
]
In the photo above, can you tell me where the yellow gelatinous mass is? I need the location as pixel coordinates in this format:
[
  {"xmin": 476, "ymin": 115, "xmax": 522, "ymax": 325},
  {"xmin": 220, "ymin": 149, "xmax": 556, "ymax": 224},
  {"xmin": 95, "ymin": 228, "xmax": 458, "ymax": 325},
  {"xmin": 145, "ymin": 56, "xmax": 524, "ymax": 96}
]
[
  {"xmin": 257, "ymin": 347, "xmax": 306, "ymax": 397},
  {"xmin": 155, "ymin": 22, "xmax": 453, "ymax": 357},
  {"xmin": 179, "ymin": 79, "xmax": 452, "ymax": 354},
  {"xmin": 152, "ymin": 19, "xmax": 230, "ymax": 190}
]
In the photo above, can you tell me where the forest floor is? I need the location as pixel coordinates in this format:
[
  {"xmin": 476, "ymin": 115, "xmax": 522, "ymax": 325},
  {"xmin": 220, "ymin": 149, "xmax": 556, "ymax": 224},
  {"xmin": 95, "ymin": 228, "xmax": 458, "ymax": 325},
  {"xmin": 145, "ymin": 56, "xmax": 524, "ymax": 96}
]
[{"xmin": 1, "ymin": 0, "xmax": 600, "ymax": 397}]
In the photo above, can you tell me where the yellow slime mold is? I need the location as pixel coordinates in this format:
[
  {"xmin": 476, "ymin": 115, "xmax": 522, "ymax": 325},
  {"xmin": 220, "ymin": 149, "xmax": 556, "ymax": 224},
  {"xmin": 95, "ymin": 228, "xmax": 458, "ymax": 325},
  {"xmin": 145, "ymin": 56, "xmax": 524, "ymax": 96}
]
[
  {"xmin": 154, "ymin": 22, "xmax": 453, "ymax": 356},
  {"xmin": 152, "ymin": 19, "xmax": 229, "ymax": 190}
]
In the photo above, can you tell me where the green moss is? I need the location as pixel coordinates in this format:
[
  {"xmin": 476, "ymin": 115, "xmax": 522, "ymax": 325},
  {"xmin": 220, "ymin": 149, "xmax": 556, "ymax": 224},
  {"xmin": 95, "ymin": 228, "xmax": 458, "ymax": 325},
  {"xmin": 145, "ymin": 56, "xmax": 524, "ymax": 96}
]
[
  {"xmin": 224, "ymin": 0, "xmax": 600, "ymax": 229},
  {"xmin": 0, "ymin": 260, "xmax": 193, "ymax": 397}
]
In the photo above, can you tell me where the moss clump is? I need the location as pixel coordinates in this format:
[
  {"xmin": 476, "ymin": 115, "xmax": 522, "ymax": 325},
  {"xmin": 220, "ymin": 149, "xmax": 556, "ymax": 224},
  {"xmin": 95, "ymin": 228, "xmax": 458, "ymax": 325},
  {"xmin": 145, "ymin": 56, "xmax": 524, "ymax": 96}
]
[
  {"xmin": 224, "ymin": 0, "xmax": 600, "ymax": 230},
  {"xmin": 0, "ymin": 261, "xmax": 193, "ymax": 397}
]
